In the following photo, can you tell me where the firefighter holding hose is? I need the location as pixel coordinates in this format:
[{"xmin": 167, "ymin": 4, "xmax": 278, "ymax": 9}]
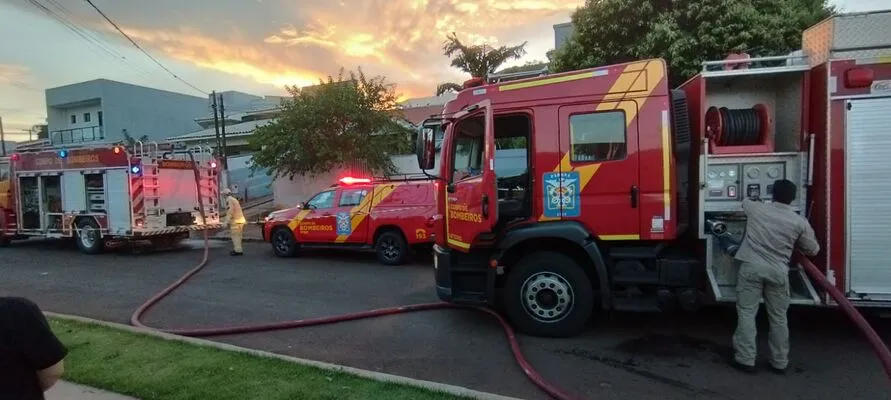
[
  {"xmin": 730, "ymin": 179, "xmax": 820, "ymax": 375},
  {"xmin": 222, "ymin": 188, "xmax": 246, "ymax": 256}
]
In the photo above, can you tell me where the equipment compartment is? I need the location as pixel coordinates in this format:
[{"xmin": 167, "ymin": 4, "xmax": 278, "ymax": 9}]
[{"xmin": 701, "ymin": 55, "xmax": 809, "ymax": 154}]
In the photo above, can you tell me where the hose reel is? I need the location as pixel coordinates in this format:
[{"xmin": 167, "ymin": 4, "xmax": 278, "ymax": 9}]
[{"xmin": 706, "ymin": 104, "xmax": 773, "ymax": 153}]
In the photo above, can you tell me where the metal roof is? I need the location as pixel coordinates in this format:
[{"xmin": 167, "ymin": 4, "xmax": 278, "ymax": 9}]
[{"xmin": 167, "ymin": 119, "xmax": 271, "ymax": 142}]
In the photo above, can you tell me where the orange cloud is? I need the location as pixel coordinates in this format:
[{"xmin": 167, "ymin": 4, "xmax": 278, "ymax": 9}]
[{"xmin": 91, "ymin": 0, "xmax": 577, "ymax": 98}]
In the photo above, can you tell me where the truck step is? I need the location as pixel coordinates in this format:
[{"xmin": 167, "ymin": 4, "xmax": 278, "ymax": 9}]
[
  {"xmin": 610, "ymin": 244, "xmax": 665, "ymax": 259},
  {"xmin": 611, "ymin": 297, "xmax": 663, "ymax": 312},
  {"xmin": 450, "ymin": 291, "xmax": 488, "ymax": 304},
  {"xmin": 610, "ymin": 272, "xmax": 660, "ymax": 285}
]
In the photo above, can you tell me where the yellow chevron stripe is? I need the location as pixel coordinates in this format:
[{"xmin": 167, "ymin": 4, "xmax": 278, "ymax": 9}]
[
  {"xmin": 287, "ymin": 209, "xmax": 312, "ymax": 231},
  {"xmin": 334, "ymin": 183, "xmax": 402, "ymax": 243}
]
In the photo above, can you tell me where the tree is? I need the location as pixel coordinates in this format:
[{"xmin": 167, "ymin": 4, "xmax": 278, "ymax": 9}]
[
  {"xmin": 250, "ymin": 68, "xmax": 412, "ymax": 179},
  {"xmin": 30, "ymin": 124, "xmax": 47, "ymax": 140},
  {"xmin": 550, "ymin": 0, "xmax": 836, "ymax": 86},
  {"xmin": 436, "ymin": 33, "xmax": 528, "ymax": 95},
  {"xmin": 496, "ymin": 60, "xmax": 549, "ymax": 75}
]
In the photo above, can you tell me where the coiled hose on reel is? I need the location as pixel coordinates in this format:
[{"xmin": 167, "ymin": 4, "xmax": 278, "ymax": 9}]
[{"xmin": 706, "ymin": 105, "xmax": 770, "ymax": 146}]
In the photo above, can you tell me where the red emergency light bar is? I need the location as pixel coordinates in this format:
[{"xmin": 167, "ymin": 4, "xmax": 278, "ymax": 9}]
[
  {"xmin": 339, "ymin": 177, "xmax": 372, "ymax": 185},
  {"xmin": 10, "ymin": 153, "xmax": 20, "ymax": 161}
]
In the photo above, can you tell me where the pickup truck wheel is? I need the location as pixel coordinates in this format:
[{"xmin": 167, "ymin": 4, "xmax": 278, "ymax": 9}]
[
  {"xmin": 503, "ymin": 251, "xmax": 594, "ymax": 338},
  {"xmin": 271, "ymin": 228, "xmax": 298, "ymax": 257},
  {"xmin": 75, "ymin": 219, "xmax": 104, "ymax": 254},
  {"xmin": 375, "ymin": 230, "xmax": 408, "ymax": 265}
]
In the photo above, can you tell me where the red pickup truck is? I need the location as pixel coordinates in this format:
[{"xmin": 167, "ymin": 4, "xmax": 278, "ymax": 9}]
[{"xmin": 262, "ymin": 176, "xmax": 439, "ymax": 265}]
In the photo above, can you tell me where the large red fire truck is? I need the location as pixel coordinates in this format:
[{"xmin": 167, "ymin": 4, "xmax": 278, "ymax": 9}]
[
  {"xmin": 0, "ymin": 141, "xmax": 221, "ymax": 253},
  {"xmin": 262, "ymin": 175, "xmax": 438, "ymax": 265},
  {"xmin": 415, "ymin": 10, "xmax": 891, "ymax": 337}
]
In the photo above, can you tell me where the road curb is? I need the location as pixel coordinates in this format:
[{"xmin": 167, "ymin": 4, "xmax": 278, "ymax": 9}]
[{"xmin": 45, "ymin": 312, "xmax": 525, "ymax": 400}]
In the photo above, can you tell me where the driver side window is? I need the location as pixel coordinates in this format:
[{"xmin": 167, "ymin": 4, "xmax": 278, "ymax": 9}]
[
  {"xmin": 451, "ymin": 115, "xmax": 484, "ymax": 182},
  {"xmin": 306, "ymin": 190, "xmax": 335, "ymax": 209}
]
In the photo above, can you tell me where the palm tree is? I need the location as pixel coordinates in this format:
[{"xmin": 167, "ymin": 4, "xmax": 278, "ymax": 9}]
[{"xmin": 436, "ymin": 32, "xmax": 527, "ymax": 95}]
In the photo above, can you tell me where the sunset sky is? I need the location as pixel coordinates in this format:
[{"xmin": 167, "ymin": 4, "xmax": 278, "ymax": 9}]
[{"xmin": 0, "ymin": 0, "xmax": 885, "ymax": 141}]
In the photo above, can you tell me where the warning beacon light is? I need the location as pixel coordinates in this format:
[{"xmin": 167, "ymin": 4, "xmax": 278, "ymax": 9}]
[
  {"xmin": 210, "ymin": 160, "xmax": 218, "ymax": 169},
  {"xmin": 130, "ymin": 165, "xmax": 142, "ymax": 175},
  {"xmin": 338, "ymin": 176, "xmax": 371, "ymax": 185},
  {"xmin": 113, "ymin": 146, "xmax": 122, "ymax": 154},
  {"xmin": 10, "ymin": 153, "xmax": 20, "ymax": 161},
  {"xmin": 58, "ymin": 149, "xmax": 68, "ymax": 158}
]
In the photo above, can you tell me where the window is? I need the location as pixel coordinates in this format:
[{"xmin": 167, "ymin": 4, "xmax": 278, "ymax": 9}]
[
  {"xmin": 97, "ymin": 111, "xmax": 103, "ymax": 126},
  {"xmin": 569, "ymin": 110, "xmax": 627, "ymax": 162},
  {"xmin": 451, "ymin": 116, "xmax": 484, "ymax": 181},
  {"xmin": 306, "ymin": 190, "xmax": 335, "ymax": 209},
  {"xmin": 70, "ymin": 115, "xmax": 77, "ymax": 124},
  {"xmin": 338, "ymin": 189, "xmax": 368, "ymax": 207},
  {"xmin": 83, "ymin": 113, "xmax": 91, "ymax": 123},
  {"xmin": 0, "ymin": 162, "xmax": 9, "ymax": 181}
]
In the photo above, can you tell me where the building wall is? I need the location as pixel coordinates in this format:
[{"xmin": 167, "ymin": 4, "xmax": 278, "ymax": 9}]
[
  {"xmin": 554, "ymin": 22, "xmax": 574, "ymax": 49},
  {"xmin": 45, "ymin": 79, "xmax": 209, "ymax": 145}
]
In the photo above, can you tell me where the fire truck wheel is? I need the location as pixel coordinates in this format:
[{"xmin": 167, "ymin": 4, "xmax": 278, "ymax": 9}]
[
  {"xmin": 375, "ymin": 230, "xmax": 408, "ymax": 266},
  {"xmin": 75, "ymin": 219, "xmax": 104, "ymax": 254},
  {"xmin": 504, "ymin": 251, "xmax": 594, "ymax": 338},
  {"xmin": 271, "ymin": 228, "xmax": 298, "ymax": 257}
]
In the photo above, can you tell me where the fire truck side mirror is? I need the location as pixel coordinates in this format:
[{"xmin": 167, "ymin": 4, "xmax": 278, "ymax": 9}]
[{"xmin": 417, "ymin": 126, "xmax": 436, "ymax": 170}]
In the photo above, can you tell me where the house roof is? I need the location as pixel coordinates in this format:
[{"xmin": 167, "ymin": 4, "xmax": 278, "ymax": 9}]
[
  {"xmin": 400, "ymin": 105, "xmax": 443, "ymax": 126},
  {"xmin": 167, "ymin": 119, "xmax": 271, "ymax": 142}
]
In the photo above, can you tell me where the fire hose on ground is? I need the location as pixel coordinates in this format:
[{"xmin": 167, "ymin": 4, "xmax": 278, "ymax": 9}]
[{"xmin": 126, "ymin": 159, "xmax": 889, "ymax": 400}]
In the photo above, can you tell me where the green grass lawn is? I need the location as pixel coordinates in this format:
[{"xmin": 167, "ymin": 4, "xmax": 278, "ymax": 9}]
[{"xmin": 50, "ymin": 318, "xmax": 469, "ymax": 400}]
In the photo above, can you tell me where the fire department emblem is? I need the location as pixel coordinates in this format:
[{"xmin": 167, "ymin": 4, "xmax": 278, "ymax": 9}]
[
  {"xmin": 543, "ymin": 171, "xmax": 581, "ymax": 218},
  {"xmin": 336, "ymin": 212, "xmax": 352, "ymax": 235}
]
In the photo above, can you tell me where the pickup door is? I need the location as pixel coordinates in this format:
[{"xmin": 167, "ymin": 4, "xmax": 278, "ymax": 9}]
[{"xmin": 332, "ymin": 186, "xmax": 372, "ymax": 244}]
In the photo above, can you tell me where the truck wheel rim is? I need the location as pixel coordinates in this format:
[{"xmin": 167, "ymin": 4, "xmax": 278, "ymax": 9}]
[
  {"xmin": 380, "ymin": 237, "xmax": 400, "ymax": 261},
  {"xmin": 273, "ymin": 233, "xmax": 290, "ymax": 253},
  {"xmin": 521, "ymin": 271, "xmax": 574, "ymax": 323},
  {"xmin": 79, "ymin": 226, "xmax": 97, "ymax": 248}
]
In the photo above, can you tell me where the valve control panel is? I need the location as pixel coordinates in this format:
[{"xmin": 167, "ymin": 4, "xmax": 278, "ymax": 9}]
[
  {"xmin": 741, "ymin": 162, "xmax": 786, "ymax": 201},
  {"xmin": 705, "ymin": 164, "xmax": 741, "ymax": 201}
]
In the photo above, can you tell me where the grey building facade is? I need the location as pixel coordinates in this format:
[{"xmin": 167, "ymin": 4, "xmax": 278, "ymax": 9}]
[{"xmin": 44, "ymin": 79, "xmax": 209, "ymax": 146}]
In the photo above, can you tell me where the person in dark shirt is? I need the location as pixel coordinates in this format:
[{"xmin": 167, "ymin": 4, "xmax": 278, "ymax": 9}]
[{"xmin": 0, "ymin": 297, "xmax": 68, "ymax": 400}]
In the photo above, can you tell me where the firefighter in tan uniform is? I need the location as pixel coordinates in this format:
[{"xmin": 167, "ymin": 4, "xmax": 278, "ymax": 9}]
[
  {"xmin": 222, "ymin": 188, "xmax": 246, "ymax": 256},
  {"xmin": 730, "ymin": 179, "xmax": 820, "ymax": 374}
]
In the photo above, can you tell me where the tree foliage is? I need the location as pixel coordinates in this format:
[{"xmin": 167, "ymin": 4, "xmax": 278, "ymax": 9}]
[
  {"xmin": 436, "ymin": 32, "xmax": 528, "ymax": 95},
  {"xmin": 249, "ymin": 69, "xmax": 412, "ymax": 179},
  {"xmin": 551, "ymin": 0, "xmax": 836, "ymax": 85},
  {"xmin": 497, "ymin": 60, "xmax": 549, "ymax": 75}
]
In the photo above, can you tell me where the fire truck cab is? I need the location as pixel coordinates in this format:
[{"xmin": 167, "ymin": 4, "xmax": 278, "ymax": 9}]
[
  {"xmin": 263, "ymin": 175, "xmax": 438, "ymax": 265},
  {"xmin": 0, "ymin": 141, "xmax": 221, "ymax": 253},
  {"xmin": 416, "ymin": 10, "xmax": 891, "ymax": 338}
]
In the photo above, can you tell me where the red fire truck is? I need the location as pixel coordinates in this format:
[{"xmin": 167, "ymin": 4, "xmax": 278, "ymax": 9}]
[
  {"xmin": 0, "ymin": 141, "xmax": 221, "ymax": 253},
  {"xmin": 415, "ymin": 10, "xmax": 891, "ymax": 337},
  {"xmin": 263, "ymin": 175, "xmax": 438, "ymax": 265}
]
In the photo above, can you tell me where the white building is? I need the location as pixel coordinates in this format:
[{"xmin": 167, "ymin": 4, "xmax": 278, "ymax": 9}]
[{"xmin": 44, "ymin": 79, "xmax": 209, "ymax": 146}]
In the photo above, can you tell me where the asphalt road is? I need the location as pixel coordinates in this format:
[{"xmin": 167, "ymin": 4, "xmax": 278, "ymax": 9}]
[{"xmin": 1, "ymin": 238, "xmax": 889, "ymax": 400}]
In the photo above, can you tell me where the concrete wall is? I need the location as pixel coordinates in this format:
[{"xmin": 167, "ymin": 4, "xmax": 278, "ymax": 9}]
[{"xmin": 226, "ymin": 153, "xmax": 273, "ymax": 202}]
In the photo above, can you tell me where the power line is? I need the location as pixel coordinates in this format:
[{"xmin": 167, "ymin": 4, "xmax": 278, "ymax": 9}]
[
  {"xmin": 82, "ymin": 0, "xmax": 208, "ymax": 95},
  {"xmin": 26, "ymin": 0, "xmax": 147, "ymax": 74}
]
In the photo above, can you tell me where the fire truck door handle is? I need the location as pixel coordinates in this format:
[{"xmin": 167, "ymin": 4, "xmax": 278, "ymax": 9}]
[
  {"xmin": 630, "ymin": 185, "xmax": 639, "ymax": 208},
  {"xmin": 481, "ymin": 194, "xmax": 489, "ymax": 218}
]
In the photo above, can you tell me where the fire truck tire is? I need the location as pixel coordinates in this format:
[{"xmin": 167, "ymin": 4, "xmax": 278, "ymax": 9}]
[
  {"xmin": 375, "ymin": 230, "xmax": 408, "ymax": 265},
  {"xmin": 504, "ymin": 251, "xmax": 594, "ymax": 338},
  {"xmin": 75, "ymin": 219, "xmax": 104, "ymax": 254},
  {"xmin": 270, "ymin": 228, "xmax": 298, "ymax": 257}
]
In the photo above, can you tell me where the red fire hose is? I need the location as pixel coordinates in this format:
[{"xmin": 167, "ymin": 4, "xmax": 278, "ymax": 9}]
[
  {"xmin": 794, "ymin": 253, "xmax": 891, "ymax": 380},
  {"xmin": 129, "ymin": 225, "xmax": 580, "ymax": 400}
]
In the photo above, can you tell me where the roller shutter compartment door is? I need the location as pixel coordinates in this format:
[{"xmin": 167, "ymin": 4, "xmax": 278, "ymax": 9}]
[{"xmin": 846, "ymin": 96, "xmax": 891, "ymax": 299}]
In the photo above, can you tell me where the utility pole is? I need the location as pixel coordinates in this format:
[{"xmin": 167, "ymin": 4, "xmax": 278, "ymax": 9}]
[
  {"xmin": 0, "ymin": 116, "xmax": 6, "ymax": 156},
  {"xmin": 211, "ymin": 91, "xmax": 221, "ymax": 156},
  {"xmin": 218, "ymin": 93, "xmax": 230, "ymax": 194}
]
